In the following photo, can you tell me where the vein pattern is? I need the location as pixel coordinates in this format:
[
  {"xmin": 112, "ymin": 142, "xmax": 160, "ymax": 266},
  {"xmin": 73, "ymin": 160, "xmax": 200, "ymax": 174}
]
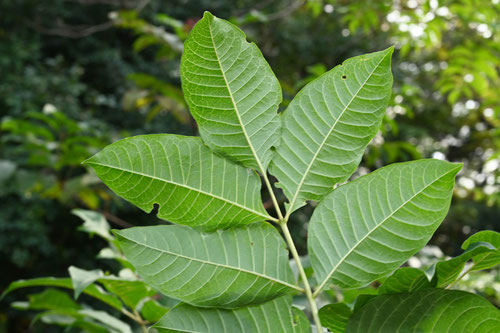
[
  {"xmin": 152, "ymin": 295, "xmax": 310, "ymax": 333},
  {"xmin": 85, "ymin": 134, "xmax": 270, "ymax": 232},
  {"xmin": 269, "ymin": 48, "xmax": 393, "ymax": 214},
  {"xmin": 114, "ymin": 223, "xmax": 298, "ymax": 309},
  {"xmin": 308, "ymin": 159, "xmax": 461, "ymax": 292},
  {"xmin": 346, "ymin": 289, "xmax": 500, "ymax": 332},
  {"xmin": 181, "ymin": 12, "xmax": 281, "ymax": 171}
]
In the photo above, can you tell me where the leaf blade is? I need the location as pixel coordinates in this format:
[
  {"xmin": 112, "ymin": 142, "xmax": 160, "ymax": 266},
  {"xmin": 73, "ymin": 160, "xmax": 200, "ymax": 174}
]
[
  {"xmin": 2, "ymin": 278, "xmax": 123, "ymax": 311},
  {"xmin": 309, "ymin": 159, "xmax": 461, "ymax": 293},
  {"xmin": 346, "ymin": 289, "xmax": 500, "ymax": 332},
  {"xmin": 114, "ymin": 223, "xmax": 298, "ymax": 308},
  {"xmin": 462, "ymin": 230, "xmax": 500, "ymax": 271},
  {"xmin": 319, "ymin": 303, "xmax": 353, "ymax": 333},
  {"xmin": 181, "ymin": 12, "xmax": 281, "ymax": 171},
  {"xmin": 85, "ymin": 134, "xmax": 272, "ymax": 231},
  {"xmin": 270, "ymin": 48, "xmax": 394, "ymax": 214},
  {"xmin": 378, "ymin": 267, "xmax": 432, "ymax": 295},
  {"xmin": 152, "ymin": 295, "xmax": 310, "ymax": 333},
  {"xmin": 432, "ymin": 241, "xmax": 498, "ymax": 288}
]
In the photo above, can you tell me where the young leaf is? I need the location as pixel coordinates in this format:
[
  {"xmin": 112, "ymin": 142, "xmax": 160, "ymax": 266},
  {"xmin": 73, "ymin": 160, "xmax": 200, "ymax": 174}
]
[
  {"xmin": 309, "ymin": 159, "xmax": 461, "ymax": 293},
  {"xmin": 346, "ymin": 289, "xmax": 500, "ymax": 332},
  {"xmin": 84, "ymin": 134, "xmax": 273, "ymax": 231},
  {"xmin": 114, "ymin": 223, "xmax": 299, "ymax": 308},
  {"xmin": 139, "ymin": 299, "xmax": 169, "ymax": 322},
  {"xmin": 32, "ymin": 310, "xmax": 110, "ymax": 333},
  {"xmin": 152, "ymin": 295, "xmax": 310, "ymax": 333},
  {"xmin": 72, "ymin": 209, "xmax": 113, "ymax": 241},
  {"xmin": 318, "ymin": 303, "xmax": 353, "ymax": 333},
  {"xmin": 378, "ymin": 267, "xmax": 431, "ymax": 294},
  {"xmin": 17, "ymin": 289, "xmax": 81, "ymax": 311},
  {"xmin": 269, "ymin": 48, "xmax": 393, "ymax": 215},
  {"xmin": 2, "ymin": 278, "xmax": 123, "ymax": 311},
  {"xmin": 99, "ymin": 279, "xmax": 155, "ymax": 311},
  {"xmin": 78, "ymin": 309, "xmax": 133, "ymax": 333},
  {"xmin": 461, "ymin": 230, "xmax": 500, "ymax": 271},
  {"xmin": 431, "ymin": 241, "xmax": 498, "ymax": 288},
  {"xmin": 69, "ymin": 266, "xmax": 104, "ymax": 299},
  {"xmin": 181, "ymin": 12, "xmax": 281, "ymax": 171}
]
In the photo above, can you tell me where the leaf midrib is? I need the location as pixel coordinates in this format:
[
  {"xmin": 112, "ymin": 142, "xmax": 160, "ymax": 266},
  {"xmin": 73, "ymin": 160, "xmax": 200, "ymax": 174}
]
[
  {"xmin": 85, "ymin": 161, "xmax": 272, "ymax": 221},
  {"xmin": 207, "ymin": 16, "xmax": 267, "ymax": 175},
  {"xmin": 314, "ymin": 166, "xmax": 459, "ymax": 295},
  {"xmin": 117, "ymin": 232, "xmax": 302, "ymax": 292},
  {"xmin": 286, "ymin": 52, "xmax": 390, "ymax": 218}
]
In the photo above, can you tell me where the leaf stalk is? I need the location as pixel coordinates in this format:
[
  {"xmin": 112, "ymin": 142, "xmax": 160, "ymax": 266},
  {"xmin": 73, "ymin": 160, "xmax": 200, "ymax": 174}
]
[{"xmin": 262, "ymin": 173, "xmax": 322, "ymax": 332}]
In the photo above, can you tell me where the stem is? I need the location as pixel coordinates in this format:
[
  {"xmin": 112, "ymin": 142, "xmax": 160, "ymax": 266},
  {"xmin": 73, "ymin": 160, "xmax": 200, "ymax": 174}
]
[
  {"xmin": 262, "ymin": 173, "xmax": 284, "ymax": 220},
  {"xmin": 134, "ymin": 310, "xmax": 149, "ymax": 333},
  {"xmin": 262, "ymin": 173, "xmax": 322, "ymax": 332},
  {"xmin": 280, "ymin": 223, "xmax": 323, "ymax": 333},
  {"xmin": 122, "ymin": 308, "xmax": 149, "ymax": 333}
]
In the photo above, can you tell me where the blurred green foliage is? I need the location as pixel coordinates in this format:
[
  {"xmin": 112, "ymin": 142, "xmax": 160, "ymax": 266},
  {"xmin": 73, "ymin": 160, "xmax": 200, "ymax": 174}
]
[{"xmin": 1, "ymin": 0, "xmax": 499, "ymax": 331}]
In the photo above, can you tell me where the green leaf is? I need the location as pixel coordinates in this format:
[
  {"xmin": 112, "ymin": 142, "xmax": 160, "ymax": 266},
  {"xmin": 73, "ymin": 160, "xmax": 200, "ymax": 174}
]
[
  {"xmin": 69, "ymin": 266, "xmax": 104, "ymax": 299},
  {"xmin": 72, "ymin": 209, "xmax": 113, "ymax": 241},
  {"xmin": 152, "ymin": 295, "xmax": 310, "ymax": 333},
  {"xmin": 346, "ymin": 289, "xmax": 500, "ymax": 332},
  {"xmin": 114, "ymin": 223, "xmax": 298, "ymax": 308},
  {"xmin": 84, "ymin": 134, "xmax": 273, "ymax": 231},
  {"xmin": 431, "ymin": 241, "xmax": 498, "ymax": 288},
  {"xmin": 99, "ymin": 279, "xmax": 155, "ymax": 310},
  {"xmin": 15, "ymin": 289, "xmax": 81, "ymax": 311},
  {"xmin": 139, "ymin": 299, "xmax": 169, "ymax": 322},
  {"xmin": 2, "ymin": 277, "xmax": 123, "ymax": 311},
  {"xmin": 181, "ymin": 12, "xmax": 281, "ymax": 171},
  {"xmin": 378, "ymin": 267, "xmax": 432, "ymax": 294},
  {"xmin": 462, "ymin": 230, "xmax": 500, "ymax": 271},
  {"xmin": 319, "ymin": 303, "xmax": 353, "ymax": 333},
  {"xmin": 309, "ymin": 159, "xmax": 461, "ymax": 293},
  {"xmin": 269, "ymin": 48, "xmax": 394, "ymax": 214},
  {"xmin": 78, "ymin": 309, "xmax": 132, "ymax": 333},
  {"xmin": 34, "ymin": 308, "xmax": 133, "ymax": 333},
  {"xmin": 33, "ymin": 310, "xmax": 109, "ymax": 333}
]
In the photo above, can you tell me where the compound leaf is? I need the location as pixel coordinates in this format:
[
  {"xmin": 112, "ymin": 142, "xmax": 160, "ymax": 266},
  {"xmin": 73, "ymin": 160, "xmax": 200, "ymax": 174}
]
[
  {"xmin": 85, "ymin": 134, "xmax": 272, "ymax": 232},
  {"xmin": 181, "ymin": 12, "xmax": 281, "ymax": 171},
  {"xmin": 309, "ymin": 159, "xmax": 461, "ymax": 292},
  {"xmin": 346, "ymin": 289, "xmax": 500, "ymax": 332},
  {"xmin": 114, "ymin": 223, "xmax": 299, "ymax": 308},
  {"xmin": 152, "ymin": 295, "xmax": 310, "ymax": 333},
  {"xmin": 269, "ymin": 48, "xmax": 393, "ymax": 214}
]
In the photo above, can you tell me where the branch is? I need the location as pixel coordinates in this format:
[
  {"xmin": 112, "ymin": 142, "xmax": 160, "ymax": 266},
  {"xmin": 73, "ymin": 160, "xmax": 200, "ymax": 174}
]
[
  {"xmin": 266, "ymin": 0, "xmax": 305, "ymax": 21},
  {"xmin": 28, "ymin": 0, "xmax": 151, "ymax": 38},
  {"xmin": 26, "ymin": 19, "xmax": 114, "ymax": 38}
]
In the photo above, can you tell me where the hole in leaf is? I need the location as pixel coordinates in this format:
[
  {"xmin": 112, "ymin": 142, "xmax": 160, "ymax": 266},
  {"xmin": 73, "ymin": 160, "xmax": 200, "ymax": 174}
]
[
  {"xmin": 150, "ymin": 203, "xmax": 160, "ymax": 215},
  {"xmin": 342, "ymin": 75, "xmax": 347, "ymax": 79}
]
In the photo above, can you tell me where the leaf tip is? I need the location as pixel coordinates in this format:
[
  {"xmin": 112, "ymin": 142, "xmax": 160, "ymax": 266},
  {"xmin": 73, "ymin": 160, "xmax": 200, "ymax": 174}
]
[
  {"xmin": 81, "ymin": 154, "xmax": 96, "ymax": 167},
  {"xmin": 203, "ymin": 11, "xmax": 214, "ymax": 20},
  {"xmin": 450, "ymin": 162, "xmax": 463, "ymax": 174},
  {"xmin": 111, "ymin": 229, "xmax": 124, "ymax": 238}
]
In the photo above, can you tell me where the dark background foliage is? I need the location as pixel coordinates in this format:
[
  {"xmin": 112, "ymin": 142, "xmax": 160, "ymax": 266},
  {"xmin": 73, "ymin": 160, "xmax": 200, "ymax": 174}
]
[{"xmin": 1, "ymin": 0, "xmax": 499, "ymax": 331}]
